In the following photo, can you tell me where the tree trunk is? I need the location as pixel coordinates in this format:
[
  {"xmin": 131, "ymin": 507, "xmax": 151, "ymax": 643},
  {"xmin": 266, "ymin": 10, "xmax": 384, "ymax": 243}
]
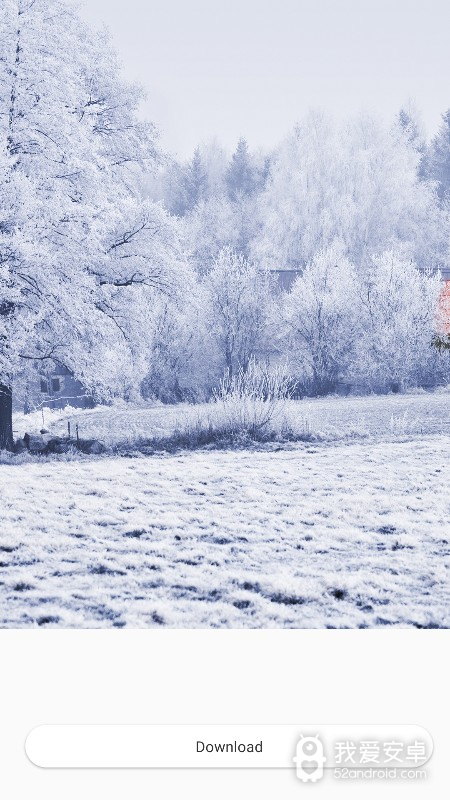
[{"xmin": 0, "ymin": 384, "xmax": 14, "ymax": 451}]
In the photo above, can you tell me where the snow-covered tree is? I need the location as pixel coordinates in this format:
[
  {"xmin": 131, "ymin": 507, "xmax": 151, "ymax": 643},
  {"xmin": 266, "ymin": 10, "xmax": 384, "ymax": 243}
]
[
  {"xmin": 0, "ymin": 0, "xmax": 181, "ymax": 449},
  {"xmin": 225, "ymin": 138, "xmax": 258, "ymax": 200},
  {"xmin": 200, "ymin": 138, "xmax": 228, "ymax": 197},
  {"xmin": 185, "ymin": 187, "xmax": 263, "ymax": 271},
  {"xmin": 280, "ymin": 244, "xmax": 360, "ymax": 394},
  {"xmin": 157, "ymin": 140, "xmax": 228, "ymax": 216},
  {"xmin": 427, "ymin": 109, "xmax": 450, "ymax": 202},
  {"xmin": 396, "ymin": 105, "xmax": 425, "ymax": 152},
  {"xmin": 253, "ymin": 111, "xmax": 444, "ymax": 272},
  {"xmin": 203, "ymin": 247, "xmax": 275, "ymax": 377},
  {"xmin": 357, "ymin": 252, "xmax": 443, "ymax": 391},
  {"xmin": 185, "ymin": 195, "xmax": 239, "ymax": 273},
  {"xmin": 141, "ymin": 279, "xmax": 218, "ymax": 402},
  {"xmin": 396, "ymin": 104, "xmax": 428, "ymax": 180},
  {"xmin": 164, "ymin": 147, "xmax": 209, "ymax": 216}
]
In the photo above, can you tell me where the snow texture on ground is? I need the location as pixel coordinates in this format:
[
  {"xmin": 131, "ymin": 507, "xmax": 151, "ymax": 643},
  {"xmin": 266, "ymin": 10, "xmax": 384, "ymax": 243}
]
[
  {"xmin": 11, "ymin": 389, "xmax": 450, "ymax": 446},
  {"xmin": 1, "ymin": 399, "xmax": 449, "ymax": 628}
]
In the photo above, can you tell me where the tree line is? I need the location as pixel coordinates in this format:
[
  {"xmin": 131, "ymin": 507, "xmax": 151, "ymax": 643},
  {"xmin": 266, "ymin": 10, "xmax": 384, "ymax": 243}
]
[{"xmin": 1, "ymin": 0, "xmax": 450, "ymax": 449}]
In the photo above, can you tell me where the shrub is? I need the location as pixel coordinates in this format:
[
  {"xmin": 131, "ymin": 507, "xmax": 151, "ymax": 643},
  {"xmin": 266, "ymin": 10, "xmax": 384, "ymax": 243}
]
[{"xmin": 207, "ymin": 359, "xmax": 294, "ymax": 439}]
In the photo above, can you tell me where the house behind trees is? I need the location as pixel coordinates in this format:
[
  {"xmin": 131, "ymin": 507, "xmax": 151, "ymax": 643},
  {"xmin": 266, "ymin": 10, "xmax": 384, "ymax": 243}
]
[{"xmin": 24, "ymin": 366, "xmax": 94, "ymax": 412}]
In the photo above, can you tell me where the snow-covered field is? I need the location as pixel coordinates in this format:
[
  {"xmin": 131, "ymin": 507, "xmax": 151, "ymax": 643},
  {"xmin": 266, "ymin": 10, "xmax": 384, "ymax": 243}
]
[
  {"xmin": 11, "ymin": 389, "xmax": 450, "ymax": 445},
  {"xmin": 1, "ymin": 393, "xmax": 449, "ymax": 628}
]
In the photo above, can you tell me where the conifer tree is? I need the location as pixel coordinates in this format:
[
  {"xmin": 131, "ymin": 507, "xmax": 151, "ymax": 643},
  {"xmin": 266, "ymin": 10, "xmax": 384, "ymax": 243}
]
[
  {"xmin": 225, "ymin": 138, "xmax": 257, "ymax": 200},
  {"xmin": 427, "ymin": 109, "xmax": 450, "ymax": 201}
]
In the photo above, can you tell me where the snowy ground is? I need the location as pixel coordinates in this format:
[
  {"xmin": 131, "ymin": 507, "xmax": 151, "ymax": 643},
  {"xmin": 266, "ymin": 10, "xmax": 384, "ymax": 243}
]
[
  {"xmin": 11, "ymin": 389, "xmax": 450, "ymax": 445},
  {"xmin": 1, "ymin": 391, "xmax": 449, "ymax": 628}
]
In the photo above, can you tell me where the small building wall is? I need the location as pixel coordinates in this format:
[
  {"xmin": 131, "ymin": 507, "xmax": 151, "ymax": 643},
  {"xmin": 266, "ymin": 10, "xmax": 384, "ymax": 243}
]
[
  {"xmin": 438, "ymin": 280, "xmax": 450, "ymax": 335},
  {"xmin": 27, "ymin": 365, "xmax": 94, "ymax": 411}
]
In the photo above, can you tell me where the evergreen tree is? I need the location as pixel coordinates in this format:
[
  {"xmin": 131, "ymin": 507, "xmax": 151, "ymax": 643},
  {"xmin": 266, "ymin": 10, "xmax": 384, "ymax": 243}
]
[
  {"xmin": 165, "ymin": 147, "xmax": 209, "ymax": 216},
  {"xmin": 182, "ymin": 147, "xmax": 208, "ymax": 213},
  {"xmin": 427, "ymin": 109, "xmax": 450, "ymax": 201},
  {"xmin": 225, "ymin": 138, "xmax": 257, "ymax": 200},
  {"xmin": 396, "ymin": 106, "xmax": 427, "ymax": 179}
]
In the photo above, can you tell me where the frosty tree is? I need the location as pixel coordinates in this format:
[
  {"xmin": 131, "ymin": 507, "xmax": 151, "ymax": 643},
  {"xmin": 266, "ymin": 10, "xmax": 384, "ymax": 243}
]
[
  {"xmin": 225, "ymin": 138, "xmax": 258, "ymax": 200},
  {"xmin": 357, "ymin": 252, "xmax": 442, "ymax": 391},
  {"xmin": 281, "ymin": 244, "xmax": 360, "ymax": 394},
  {"xmin": 204, "ymin": 247, "xmax": 274, "ymax": 377},
  {"xmin": 186, "ymin": 195, "xmax": 239, "ymax": 273},
  {"xmin": 427, "ymin": 109, "xmax": 450, "ymax": 201},
  {"xmin": 0, "ymin": 0, "xmax": 180, "ymax": 449},
  {"xmin": 165, "ymin": 147, "xmax": 209, "ymax": 216},
  {"xmin": 253, "ymin": 111, "xmax": 445, "ymax": 272}
]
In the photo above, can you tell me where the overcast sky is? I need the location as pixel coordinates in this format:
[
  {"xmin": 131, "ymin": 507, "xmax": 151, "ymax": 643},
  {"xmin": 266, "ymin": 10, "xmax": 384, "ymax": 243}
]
[{"xmin": 80, "ymin": 0, "xmax": 450, "ymax": 158}]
